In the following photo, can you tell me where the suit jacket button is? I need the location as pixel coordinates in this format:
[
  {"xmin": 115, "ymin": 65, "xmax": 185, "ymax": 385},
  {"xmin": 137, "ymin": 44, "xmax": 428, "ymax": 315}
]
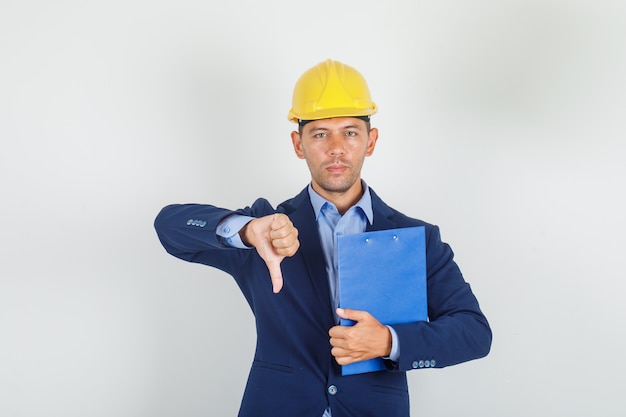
[
  {"xmin": 328, "ymin": 385, "xmax": 338, "ymax": 395},
  {"xmin": 412, "ymin": 361, "xmax": 419, "ymax": 369}
]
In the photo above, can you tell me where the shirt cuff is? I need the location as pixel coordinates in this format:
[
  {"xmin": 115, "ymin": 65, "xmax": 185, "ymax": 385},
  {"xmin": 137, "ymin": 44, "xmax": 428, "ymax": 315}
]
[
  {"xmin": 216, "ymin": 215, "xmax": 255, "ymax": 248},
  {"xmin": 384, "ymin": 325, "xmax": 400, "ymax": 362}
]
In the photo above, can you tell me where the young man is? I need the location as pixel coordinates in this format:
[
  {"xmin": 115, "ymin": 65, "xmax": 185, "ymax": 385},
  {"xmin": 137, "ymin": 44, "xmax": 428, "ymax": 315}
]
[{"xmin": 154, "ymin": 59, "xmax": 491, "ymax": 417}]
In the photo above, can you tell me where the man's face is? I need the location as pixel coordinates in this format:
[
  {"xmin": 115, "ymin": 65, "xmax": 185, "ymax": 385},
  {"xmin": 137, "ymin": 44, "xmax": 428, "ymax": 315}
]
[{"xmin": 291, "ymin": 117, "xmax": 378, "ymax": 201}]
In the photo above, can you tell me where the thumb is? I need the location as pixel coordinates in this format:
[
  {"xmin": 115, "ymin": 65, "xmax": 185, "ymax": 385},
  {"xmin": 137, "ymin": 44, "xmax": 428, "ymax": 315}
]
[
  {"xmin": 266, "ymin": 258, "xmax": 284, "ymax": 294},
  {"xmin": 336, "ymin": 308, "xmax": 368, "ymax": 322}
]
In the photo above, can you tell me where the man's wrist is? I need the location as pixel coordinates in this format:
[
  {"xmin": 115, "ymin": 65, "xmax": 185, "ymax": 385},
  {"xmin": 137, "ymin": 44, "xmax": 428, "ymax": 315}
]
[
  {"xmin": 217, "ymin": 215, "xmax": 255, "ymax": 248},
  {"xmin": 239, "ymin": 220, "xmax": 253, "ymax": 247},
  {"xmin": 383, "ymin": 325, "xmax": 400, "ymax": 361}
]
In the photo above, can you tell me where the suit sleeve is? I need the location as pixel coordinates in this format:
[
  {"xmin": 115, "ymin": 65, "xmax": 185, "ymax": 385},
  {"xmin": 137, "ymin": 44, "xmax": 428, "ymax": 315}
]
[
  {"xmin": 153, "ymin": 199, "xmax": 276, "ymax": 276},
  {"xmin": 389, "ymin": 225, "xmax": 492, "ymax": 371}
]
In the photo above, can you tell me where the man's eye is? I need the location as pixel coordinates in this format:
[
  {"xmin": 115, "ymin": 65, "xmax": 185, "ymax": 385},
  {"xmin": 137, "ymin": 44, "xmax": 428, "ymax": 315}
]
[
  {"xmin": 314, "ymin": 133, "xmax": 326, "ymax": 138},
  {"xmin": 346, "ymin": 131, "xmax": 356, "ymax": 137}
]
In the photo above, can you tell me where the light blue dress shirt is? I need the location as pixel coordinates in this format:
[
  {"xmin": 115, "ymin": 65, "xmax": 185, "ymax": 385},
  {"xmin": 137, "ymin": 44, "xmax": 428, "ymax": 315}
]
[
  {"xmin": 307, "ymin": 184, "xmax": 372, "ymax": 322},
  {"xmin": 217, "ymin": 183, "xmax": 399, "ymax": 417}
]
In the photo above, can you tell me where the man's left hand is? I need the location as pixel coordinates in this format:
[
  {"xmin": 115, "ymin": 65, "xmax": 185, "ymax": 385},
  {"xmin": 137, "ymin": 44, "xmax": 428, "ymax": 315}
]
[{"xmin": 328, "ymin": 308, "xmax": 392, "ymax": 365}]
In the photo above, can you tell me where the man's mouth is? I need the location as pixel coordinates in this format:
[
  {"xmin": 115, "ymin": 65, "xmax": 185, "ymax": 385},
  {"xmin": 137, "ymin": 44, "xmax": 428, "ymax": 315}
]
[{"xmin": 326, "ymin": 164, "xmax": 348, "ymax": 174}]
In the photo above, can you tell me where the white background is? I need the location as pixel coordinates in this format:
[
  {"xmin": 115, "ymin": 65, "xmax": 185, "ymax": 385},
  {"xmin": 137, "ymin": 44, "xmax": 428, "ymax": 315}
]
[{"xmin": 1, "ymin": 1, "xmax": 625, "ymax": 416}]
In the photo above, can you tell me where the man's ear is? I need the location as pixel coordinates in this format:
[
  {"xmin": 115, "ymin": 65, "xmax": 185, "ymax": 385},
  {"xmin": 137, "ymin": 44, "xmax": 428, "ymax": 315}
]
[
  {"xmin": 291, "ymin": 131, "xmax": 306, "ymax": 159},
  {"xmin": 365, "ymin": 127, "xmax": 379, "ymax": 156}
]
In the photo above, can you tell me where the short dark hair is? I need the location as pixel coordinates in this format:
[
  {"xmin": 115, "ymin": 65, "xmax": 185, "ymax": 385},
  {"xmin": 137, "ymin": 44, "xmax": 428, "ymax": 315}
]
[{"xmin": 298, "ymin": 116, "xmax": 371, "ymax": 135}]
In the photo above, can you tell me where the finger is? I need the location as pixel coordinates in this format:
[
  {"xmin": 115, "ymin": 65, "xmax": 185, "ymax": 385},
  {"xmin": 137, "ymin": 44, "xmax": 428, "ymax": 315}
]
[
  {"xmin": 330, "ymin": 346, "xmax": 347, "ymax": 358},
  {"xmin": 266, "ymin": 259, "xmax": 284, "ymax": 293},
  {"xmin": 271, "ymin": 229, "xmax": 300, "ymax": 257},
  {"xmin": 274, "ymin": 239, "xmax": 300, "ymax": 257},
  {"xmin": 271, "ymin": 233, "xmax": 295, "ymax": 250},
  {"xmin": 328, "ymin": 325, "xmax": 348, "ymax": 338},
  {"xmin": 329, "ymin": 337, "xmax": 350, "ymax": 350},
  {"xmin": 331, "ymin": 348, "xmax": 358, "ymax": 365},
  {"xmin": 270, "ymin": 218, "xmax": 296, "ymax": 241},
  {"xmin": 271, "ymin": 213, "xmax": 287, "ymax": 231},
  {"xmin": 334, "ymin": 355, "xmax": 357, "ymax": 366}
]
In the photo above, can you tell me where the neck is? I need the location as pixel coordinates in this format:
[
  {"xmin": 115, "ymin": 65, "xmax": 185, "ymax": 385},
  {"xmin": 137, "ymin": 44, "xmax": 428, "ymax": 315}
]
[{"xmin": 311, "ymin": 180, "xmax": 363, "ymax": 215}]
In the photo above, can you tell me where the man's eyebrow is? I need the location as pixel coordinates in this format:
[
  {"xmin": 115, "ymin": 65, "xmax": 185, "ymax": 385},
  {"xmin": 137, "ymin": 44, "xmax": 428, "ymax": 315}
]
[{"xmin": 309, "ymin": 124, "xmax": 363, "ymax": 133}]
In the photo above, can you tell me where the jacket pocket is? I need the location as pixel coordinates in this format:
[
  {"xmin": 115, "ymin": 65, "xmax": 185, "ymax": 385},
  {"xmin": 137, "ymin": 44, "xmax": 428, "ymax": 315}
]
[
  {"xmin": 251, "ymin": 359, "xmax": 294, "ymax": 374},
  {"xmin": 371, "ymin": 384, "xmax": 409, "ymax": 398}
]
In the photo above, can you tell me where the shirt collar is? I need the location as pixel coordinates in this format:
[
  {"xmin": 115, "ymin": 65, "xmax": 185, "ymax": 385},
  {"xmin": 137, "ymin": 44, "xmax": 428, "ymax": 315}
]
[{"xmin": 308, "ymin": 181, "xmax": 374, "ymax": 225}]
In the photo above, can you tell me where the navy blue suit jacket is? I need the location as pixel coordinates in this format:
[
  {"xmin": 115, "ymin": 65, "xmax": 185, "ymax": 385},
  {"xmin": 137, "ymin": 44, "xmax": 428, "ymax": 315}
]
[{"xmin": 154, "ymin": 186, "xmax": 491, "ymax": 417}]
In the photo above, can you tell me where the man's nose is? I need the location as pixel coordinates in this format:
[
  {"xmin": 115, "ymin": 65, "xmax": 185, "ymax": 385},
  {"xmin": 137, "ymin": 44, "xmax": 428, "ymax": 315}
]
[{"xmin": 327, "ymin": 135, "xmax": 345, "ymax": 156}]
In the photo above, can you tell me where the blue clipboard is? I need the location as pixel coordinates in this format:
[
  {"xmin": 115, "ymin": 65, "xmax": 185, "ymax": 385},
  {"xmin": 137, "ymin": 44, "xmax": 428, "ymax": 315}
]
[{"xmin": 337, "ymin": 226, "xmax": 427, "ymax": 375}]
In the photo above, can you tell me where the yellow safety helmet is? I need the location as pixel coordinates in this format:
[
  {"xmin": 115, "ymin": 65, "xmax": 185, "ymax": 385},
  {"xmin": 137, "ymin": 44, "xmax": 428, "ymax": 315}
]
[{"xmin": 288, "ymin": 59, "xmax": 377, "ymax": 123}]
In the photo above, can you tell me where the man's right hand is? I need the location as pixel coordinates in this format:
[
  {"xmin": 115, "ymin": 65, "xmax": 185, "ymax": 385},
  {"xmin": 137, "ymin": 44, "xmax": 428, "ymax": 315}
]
[{"xmin": 240, "ymin": 214, "xmax": 300, "ymax": 293}]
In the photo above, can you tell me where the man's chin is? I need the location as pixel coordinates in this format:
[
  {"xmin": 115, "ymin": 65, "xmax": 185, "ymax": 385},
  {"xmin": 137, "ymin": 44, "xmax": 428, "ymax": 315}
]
[{"xmin": 317, "ymin": 179, "xmax": 358, "ymax": 195}]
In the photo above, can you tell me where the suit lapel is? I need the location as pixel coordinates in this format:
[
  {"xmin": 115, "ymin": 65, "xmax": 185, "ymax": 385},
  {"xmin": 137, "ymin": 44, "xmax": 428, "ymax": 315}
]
[
  {"xmin": 366, "ymin": 187, "xmax": 398, "ymax": 232},
  {"xmin": 282, "ymin": 189, "xmax": 334, "ymax": 318}
]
